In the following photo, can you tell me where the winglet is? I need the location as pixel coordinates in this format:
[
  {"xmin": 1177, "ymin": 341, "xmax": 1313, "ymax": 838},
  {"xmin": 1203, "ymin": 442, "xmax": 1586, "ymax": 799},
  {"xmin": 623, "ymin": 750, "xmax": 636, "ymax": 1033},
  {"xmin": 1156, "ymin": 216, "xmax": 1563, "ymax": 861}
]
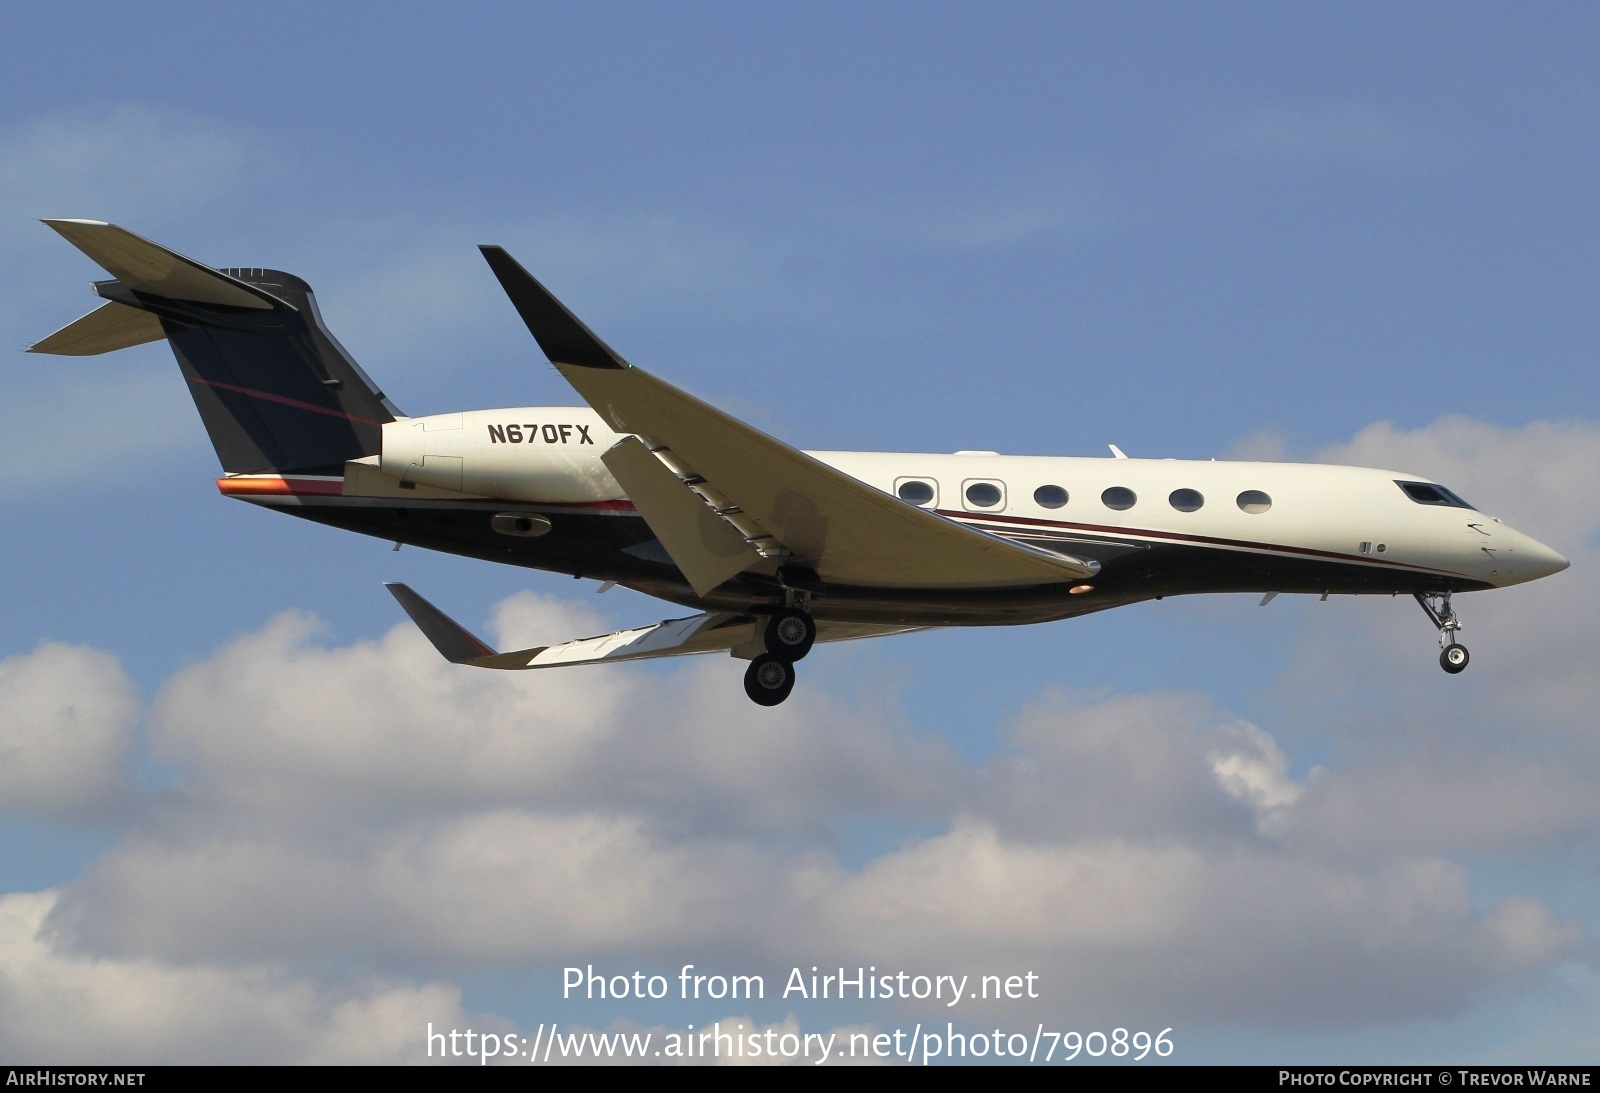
[
  {"xmin": 384, "ymin": 582, "xmax": 544, "ymax": 669},
  {"xmin": 478, "ymin": 245, "xmax": 629, "ymax": 369},
  {"xmin": 385, "ymin": 582, "xmax": 495, "ymax": 661}
]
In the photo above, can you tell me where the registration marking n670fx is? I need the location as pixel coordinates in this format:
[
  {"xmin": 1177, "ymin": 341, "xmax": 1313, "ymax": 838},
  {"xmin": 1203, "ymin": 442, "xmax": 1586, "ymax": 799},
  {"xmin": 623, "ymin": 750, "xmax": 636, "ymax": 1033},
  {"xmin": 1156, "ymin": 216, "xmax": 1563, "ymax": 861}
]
[{"xmin": 32, "ymin": 220, "xmax": 1569, "ymax": 704}]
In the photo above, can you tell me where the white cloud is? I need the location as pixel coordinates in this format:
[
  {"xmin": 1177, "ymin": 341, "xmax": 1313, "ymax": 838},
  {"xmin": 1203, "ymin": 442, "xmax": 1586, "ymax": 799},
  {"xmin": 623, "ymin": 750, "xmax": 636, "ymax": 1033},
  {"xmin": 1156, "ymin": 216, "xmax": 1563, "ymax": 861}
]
[
  {"xmin": 0, "ymin": 642, "xmax": 137, "ymax": 815},
  {"xmin": 55, "ymin": 809, "xmax": 779, "ymax": 963},
  {"xmin": 35, "ymin": 577, "xmax": 1585, "ymax": 1028},
  {"xmin": 810, "ymin": 822, "xmax": 1580, "ymax": 1022},
  {"xmin": 146, "ymin": 591, "xmax": 955, "ymax": 830},
  {"xmin": 0, "ymin": 890, "xmax": 503, "ymax": 1064}
]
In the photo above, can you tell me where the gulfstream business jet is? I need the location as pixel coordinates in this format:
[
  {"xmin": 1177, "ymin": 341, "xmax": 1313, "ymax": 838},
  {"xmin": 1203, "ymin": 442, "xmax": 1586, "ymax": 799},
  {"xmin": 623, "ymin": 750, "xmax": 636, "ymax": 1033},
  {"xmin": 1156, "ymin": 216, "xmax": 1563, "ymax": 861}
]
[{"xmin": 31, "ymin": 221, "xmax": 1570, "ymax": 705}]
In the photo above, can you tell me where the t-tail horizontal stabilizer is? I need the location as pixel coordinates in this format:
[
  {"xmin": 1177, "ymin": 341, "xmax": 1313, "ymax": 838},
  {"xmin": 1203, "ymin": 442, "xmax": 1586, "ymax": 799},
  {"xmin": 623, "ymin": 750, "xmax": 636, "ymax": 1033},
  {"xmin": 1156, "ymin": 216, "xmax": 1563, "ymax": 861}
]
[
  {"xmin": 29, "ymin": 219, "xmax": 284, "ymax": 357},
  {"xmin": 34, "ymin": 219, "xmax": 400, "ymax": 477},
  {"xmin": 384, "ymin": 582, "xmax": 757, "ymax": 670}
]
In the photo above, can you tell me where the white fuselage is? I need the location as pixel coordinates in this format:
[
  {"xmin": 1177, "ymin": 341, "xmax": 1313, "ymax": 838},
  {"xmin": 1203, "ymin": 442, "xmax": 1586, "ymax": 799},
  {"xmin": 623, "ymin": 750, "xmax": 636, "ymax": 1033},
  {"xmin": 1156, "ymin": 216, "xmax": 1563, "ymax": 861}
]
[{"xmin": 375, "ymin": 407, "xmax": 1567, "ymax": 595}]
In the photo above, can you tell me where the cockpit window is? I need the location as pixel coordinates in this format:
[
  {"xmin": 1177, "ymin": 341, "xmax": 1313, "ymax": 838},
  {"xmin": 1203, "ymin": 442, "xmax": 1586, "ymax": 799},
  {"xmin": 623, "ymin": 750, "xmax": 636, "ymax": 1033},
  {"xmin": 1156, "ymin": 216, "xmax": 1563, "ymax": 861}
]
[{"xmin": 1396, "ymin": 481, "xmax": 1476, "ymax": 510}]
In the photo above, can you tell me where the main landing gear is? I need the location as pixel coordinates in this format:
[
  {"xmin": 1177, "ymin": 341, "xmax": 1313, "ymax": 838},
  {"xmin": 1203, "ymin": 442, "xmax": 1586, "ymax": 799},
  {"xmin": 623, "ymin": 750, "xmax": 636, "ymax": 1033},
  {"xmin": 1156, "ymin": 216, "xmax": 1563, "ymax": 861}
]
[
  {"xmin": 1415, "ymin": 592, "xmax": 1469, "ymax": 674},
  {"xmin": 743, "ymin": 607, "xmax": 817, "ymax": 706}
]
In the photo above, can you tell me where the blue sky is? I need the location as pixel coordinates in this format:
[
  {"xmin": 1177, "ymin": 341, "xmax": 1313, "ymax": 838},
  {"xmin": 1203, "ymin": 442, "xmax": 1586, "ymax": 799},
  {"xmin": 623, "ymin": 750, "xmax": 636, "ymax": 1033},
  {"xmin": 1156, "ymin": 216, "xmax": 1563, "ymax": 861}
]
[{"xmin": 2, "ymin": 2, "xmax": 1598, "ymax": 1064}]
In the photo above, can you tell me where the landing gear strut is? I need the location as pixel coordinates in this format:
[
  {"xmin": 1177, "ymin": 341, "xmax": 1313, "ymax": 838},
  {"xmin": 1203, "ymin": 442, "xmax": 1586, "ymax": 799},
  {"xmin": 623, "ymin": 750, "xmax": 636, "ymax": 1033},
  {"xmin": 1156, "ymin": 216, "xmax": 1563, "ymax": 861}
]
[
  {"xmin": 744, "ymin": 606, "xmax": 818, "ymax": 705},
  {"xmin": 1415, "ymin": 592, "xmax": 1469, "ymax": 674}
]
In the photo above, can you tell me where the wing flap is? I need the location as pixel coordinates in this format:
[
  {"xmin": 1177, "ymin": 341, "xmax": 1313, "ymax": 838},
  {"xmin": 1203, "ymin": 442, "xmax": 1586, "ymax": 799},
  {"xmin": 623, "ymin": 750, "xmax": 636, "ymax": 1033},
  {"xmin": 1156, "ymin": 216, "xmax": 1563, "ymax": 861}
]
[{"xmin": 600, "ymin": 435, "xmax": 763, "ymax": 596}]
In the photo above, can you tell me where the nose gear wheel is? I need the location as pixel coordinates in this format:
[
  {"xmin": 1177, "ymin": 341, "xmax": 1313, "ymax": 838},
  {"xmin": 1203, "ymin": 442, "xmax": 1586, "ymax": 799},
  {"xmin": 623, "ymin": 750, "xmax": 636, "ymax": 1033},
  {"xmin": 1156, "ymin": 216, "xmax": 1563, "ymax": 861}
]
[{"xmin": 1415, "ymin": 592, "xmax": 1469, "ymax": 674}]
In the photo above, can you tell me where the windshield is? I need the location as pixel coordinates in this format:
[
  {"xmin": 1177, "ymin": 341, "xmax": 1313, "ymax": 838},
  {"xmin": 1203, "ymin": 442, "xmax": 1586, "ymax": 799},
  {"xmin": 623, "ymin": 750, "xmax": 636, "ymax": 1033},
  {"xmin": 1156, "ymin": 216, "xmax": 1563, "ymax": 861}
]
[{"xmin": 1396, "ymin": 480, "xmax": 1476, "ymax": 510}]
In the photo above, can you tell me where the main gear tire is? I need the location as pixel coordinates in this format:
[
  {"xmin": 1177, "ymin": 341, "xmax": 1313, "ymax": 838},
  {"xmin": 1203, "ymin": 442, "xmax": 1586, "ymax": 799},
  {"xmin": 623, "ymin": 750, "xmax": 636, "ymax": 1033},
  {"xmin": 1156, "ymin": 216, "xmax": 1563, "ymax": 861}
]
[
  {"xmin": 764, "ymin": 608, "xmax": 816, "ymax": 661},
  {"xmin": 744, "ymin": 654, "xmax": 797, "ymax": 705}
]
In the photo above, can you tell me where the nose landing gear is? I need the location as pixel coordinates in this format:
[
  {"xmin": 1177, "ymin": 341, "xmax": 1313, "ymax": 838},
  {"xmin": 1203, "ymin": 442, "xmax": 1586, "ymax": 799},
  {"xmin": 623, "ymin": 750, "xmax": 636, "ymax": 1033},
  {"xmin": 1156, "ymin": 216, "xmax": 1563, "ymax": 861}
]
[
  {"xmin": 1415, "ymin": 592, "xmax": 1469, "ymax": 674},
  {"xmin": 743, "ymin": 606, "xmax": 818, "ymax": 706}
]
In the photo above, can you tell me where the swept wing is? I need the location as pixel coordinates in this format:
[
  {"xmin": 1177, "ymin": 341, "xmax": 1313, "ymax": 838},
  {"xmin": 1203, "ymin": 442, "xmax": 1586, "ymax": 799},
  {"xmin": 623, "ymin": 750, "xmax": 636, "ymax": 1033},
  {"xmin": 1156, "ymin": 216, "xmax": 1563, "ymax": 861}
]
[{"xmin": 478, "ymin": 246, "xmax": 1099, "ymax": 591}]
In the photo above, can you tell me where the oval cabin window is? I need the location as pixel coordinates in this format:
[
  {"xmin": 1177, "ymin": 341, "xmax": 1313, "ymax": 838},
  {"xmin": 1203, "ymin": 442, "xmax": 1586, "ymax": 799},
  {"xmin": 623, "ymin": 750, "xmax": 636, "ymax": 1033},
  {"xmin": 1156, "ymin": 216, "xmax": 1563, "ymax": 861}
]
[
  {"xmin": 965, "ymin": 481, "xmax": 1003, "ymax": 508},
  {"xmin": 1034, "ymin": 485, "xmax": 1068, "ymax": 509},
  {"xmin": 1102, "ymin": 486, "xmax": 1136, "ymax": 511},
  {"xmin": 1169, "ymin": 488, "xmax": 1204, "ymax": 512},
  {"xmin": 1237, "ymin": 490, "xmax": 1272, "ymax": 514}
]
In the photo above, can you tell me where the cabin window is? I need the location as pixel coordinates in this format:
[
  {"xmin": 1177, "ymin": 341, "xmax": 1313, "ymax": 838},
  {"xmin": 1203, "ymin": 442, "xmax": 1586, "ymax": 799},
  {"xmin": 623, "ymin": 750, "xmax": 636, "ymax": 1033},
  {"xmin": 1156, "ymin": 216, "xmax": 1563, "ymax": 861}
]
[
  {"xmin": 964, "ymin": 480, "xmax": 1004, "ymax": 509},
  {"xmin": 1034, "ymin": 484, "xmax": 1068, "ymax": 509},
  {"xmin": 896, "ymin": 478, "xmax": 937, "ymax": 507},
  {"xmin": 1169, "ymin": 488, "xmax": 1204, "ymax": 512},
  {"xmin": 1101, "ymin": 486, "xmax": 1136, "ymax": 511},
  {"xmin": 1396, "ymin": 481, "xmax": 1475, "ymax": 509},
  {"xmin": 1237, "ymin": 490, "xmax": 1272, "ymax": 514}
]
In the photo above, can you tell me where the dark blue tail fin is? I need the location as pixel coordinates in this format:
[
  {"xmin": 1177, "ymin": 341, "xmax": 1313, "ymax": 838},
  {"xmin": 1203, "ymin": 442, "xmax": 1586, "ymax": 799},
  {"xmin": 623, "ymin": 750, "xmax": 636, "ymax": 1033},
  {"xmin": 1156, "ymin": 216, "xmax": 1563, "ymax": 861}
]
[{"xmin": 31, "ymin": 220, "xmax": 400, "ymax": 475}]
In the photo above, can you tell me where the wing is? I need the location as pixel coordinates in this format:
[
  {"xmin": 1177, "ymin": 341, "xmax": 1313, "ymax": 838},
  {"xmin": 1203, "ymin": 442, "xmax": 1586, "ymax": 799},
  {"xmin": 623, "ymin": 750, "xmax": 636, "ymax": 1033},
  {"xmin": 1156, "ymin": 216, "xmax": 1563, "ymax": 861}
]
[
  {"xmin": 478, "ymin": 246, "xmax": 1099, "ymax": 590},
  {"xmin": 386, "ymin": 583, "xmax": 919, "ymax": 670}
]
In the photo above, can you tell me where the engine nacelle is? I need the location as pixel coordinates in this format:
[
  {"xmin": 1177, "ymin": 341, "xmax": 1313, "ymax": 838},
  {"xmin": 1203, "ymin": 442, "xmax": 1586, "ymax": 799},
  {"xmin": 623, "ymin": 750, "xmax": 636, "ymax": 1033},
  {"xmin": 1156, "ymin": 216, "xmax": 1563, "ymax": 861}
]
[{"xmin": 380, "ymin": 408, "xmax": 625, "ymax": 502}]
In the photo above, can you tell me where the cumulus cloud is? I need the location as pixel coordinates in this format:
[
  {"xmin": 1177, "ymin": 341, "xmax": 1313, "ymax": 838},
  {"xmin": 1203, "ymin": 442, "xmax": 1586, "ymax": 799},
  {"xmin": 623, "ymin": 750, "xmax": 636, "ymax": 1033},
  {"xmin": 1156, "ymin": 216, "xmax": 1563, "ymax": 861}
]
[
  {"xmin": 813, "ymin": 823, "xmax": 1580, "ymax": 1022},
  {"xmin": 0, "ymin": 890, "xmax": 503, "ymax": 1064},
  {"xmin": 0, "ymin": 642, "xmax": 137, "ymax": 815},
  {"xmin": 41, "ymin": 564, "xmax": 1588, "ymax": 1028},
  {"xmin": 146, "ymin": 591, "xmax": 955, "ymax": 830},
  {"xmin": 57, "ymin": 809, "xmax": 780, "ymax": 964}
]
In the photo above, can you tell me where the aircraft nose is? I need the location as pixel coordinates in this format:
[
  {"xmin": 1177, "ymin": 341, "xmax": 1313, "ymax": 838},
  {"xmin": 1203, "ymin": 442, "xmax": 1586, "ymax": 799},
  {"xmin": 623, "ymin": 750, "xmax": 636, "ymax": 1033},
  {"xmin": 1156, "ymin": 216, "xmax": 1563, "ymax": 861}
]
[
  {"xmin": 1523, "ymin": 538, "xmax": 1570, "ymax": 580},
  {"xmin": 1508, "ymin": 530, "xmax": 1570, "ymax": 583}
]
